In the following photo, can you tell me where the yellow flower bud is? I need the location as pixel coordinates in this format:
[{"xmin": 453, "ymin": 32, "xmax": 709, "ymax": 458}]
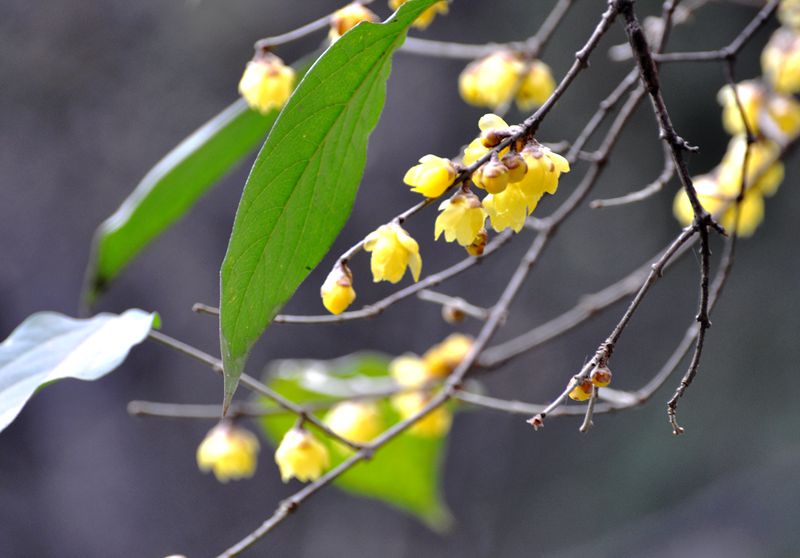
[
  {"xmin": 391, "ymin": 392, "xmax": 452, "ymax": 437},
  {"xmin": 404, "ymin": 154, "xmax": 457, "ymax": 198},
  {"xmin": 590, "ymin": 365, "xmax": 613, "ymax": 388},
  {"xmin": 324, "ymin": 401, "xmax": 383, "ymax": 445},
  {"xmin": 422, "ymin": 333, "xmax": 473, "ymax": 377},
  {"xmin": 516, "ymin": 59, "xmax": 556, "ymax": 111},
  {"xmin": 320, "ymin": 264, "xmax": 356, "ymax": 315},
  {"xmin": 238, "ymin": 52, "xmax": 295, "ymax": 114},
  {"xmin": 196, "ymin": 422, "xmax": 260, "ymax": 483},
  {"xmin": 390, "ymin": 354, "xmax": 432, "ymax": 388},
  {"xmin": 502, "ymin": 152, "xmax": 528, "ymax": 183},
  {"xmin": 389, "ymin": 0, "xmax": 449, "ymax": 29},
  {"xmin": 363, "ymin": 224, "xmax": 422, "ymax": 283},
  {"xmin": 274, "ymin": 427, "xmax": 330, "ymax": 483},
  {"xmin": 466, "ymin": 228, "xmax": 488, "ymax": 257},
  {"xmin": 568, "ymin": 379, "xmax": 594, "ymax": 402},
  {"xmin": 474, "ymin": 160, "xmax": 510, "ymax": 194},
  {"xmin": 459, "ymin": 51, "xmax": 526, "ymax": 109},
  {"xmin": 482, "ymin": 183, "xmax": 528, "ymax": 233},
  {"xmin": 329, "ymin": 3, "xmax": 379, "ymax": 42},
  {"xmin": 434, "ymin": 192, "xmax": 487, "ymax": 246},
  {"xmin": 762, "ymin": 28, "xmax": 800, "ymax": 95}
]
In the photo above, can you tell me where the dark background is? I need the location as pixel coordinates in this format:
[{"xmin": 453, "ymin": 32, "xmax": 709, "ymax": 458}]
[{"xmin": 2, "ymin": 1, "xmax": 799, "ymax": 557}]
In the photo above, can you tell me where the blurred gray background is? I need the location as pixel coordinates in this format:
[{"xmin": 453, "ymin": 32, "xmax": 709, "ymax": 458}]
[{"xmin": 2, "ymin": 1, "xmax": 799, "ymax": 557}]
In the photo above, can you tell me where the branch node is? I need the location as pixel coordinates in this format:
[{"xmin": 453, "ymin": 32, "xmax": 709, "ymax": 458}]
[{"xmin": 527, "ymin": 414, "xmax": 545, "ymax": 430}]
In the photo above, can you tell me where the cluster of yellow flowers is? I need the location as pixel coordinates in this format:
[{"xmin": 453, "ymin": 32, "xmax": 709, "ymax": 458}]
[
  {"xmin": 321, "ymin": 114, "xmax": 569, "ymax": 315},
  {"xmin": 673, "ymin": 6, "xmax": 800, "ymax": 236},
  {"xmin": 459, "ymin": 50, "xmax": 555, "ymax": 111},
  {"xmin": 567, "ymin": 365, "xmax": 613, "ymax": 402}
]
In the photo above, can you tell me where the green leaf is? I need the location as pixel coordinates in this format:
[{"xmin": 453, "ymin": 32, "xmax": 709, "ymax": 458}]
[
  {"xmin": 258, "ymin": 353, "xmax": 452, "ymax": 530},
  {"xmin": 82, "ymin": 53, "xmax": 319, "ymax": 307},
  {"xmin": 0, "ymin": 309, "xmax": 157, "ymax": 432},
  {"xmin": 219, "ymin": 0, "xmax": 440, "ymax": 410}
]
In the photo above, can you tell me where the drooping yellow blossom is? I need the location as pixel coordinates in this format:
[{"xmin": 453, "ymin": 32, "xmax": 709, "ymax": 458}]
[
  {"xmin": 762, "ymin": 28, "xmax": 800, "ymax": 95},
  {"xmin": 324, "ymin": 401, "xmax": 383, "ymax": 445},
  {"xmin": 482, "ymin": 183, "xmax": 529, "ymax": 233},
  {"xmin": 780, "ymin": 0, "xmax": 800, "ymax": 30},
  {"xmin": 238, "ymin": 52, "xmax": 295, "ymax": 114},
  {"xmin": 391, "ymin": 392, "xmax": 452, "ymax": 437},
  {"xmin": 274, "ymin": 427, "xmax": 330, "ymax": 483},
  {"xmin": 320, "ymin": 264, "xmax": 356, "ymax": 315},
  {"xmin": 520, "ymin": 143, "xmax": 570, "ymax": 199},
  {"xmin": 404, "ymin": 155, "xmax": 457, "ymax": 198},
  {"xmin": 459, "ymin": 51, "xmax": 526, "ymax": 109},
  {"xmin": 516, "ymin": 59, "xmax": 556, "ymax": 111},
  {"xmin": 434, "ymin": 192, "xmax": 487, "ymax": 246},
  {"xmin": 390, "ymin": 354, "xmax": 431, "ymax": 388},
  {"xmin": 388, "ymin": 0, "xmax": 449, "ymax": 29},
  {"xmin": 196, "ymin": 422, "xmax": 260, "ymax": 483},
  {"xmin": 590, "ymin": 366, "xmax": 613, "ymax": 388},
  {"xmin": 717, "ymin": 136, "xmax": 784, "ymax": 197},
  {"xmin": 329, "ymin": 3, "xmax": 379, "ymax": 42},
  {"xmin": 422, "ymin": 333, "xmax": 473, "ymax": 377},
  {"xmin": 568, "ymin": 379, "xmax": 594, "ymax": 402},
  {"xmin": 673, "ymin": 173, "xmax": 765, "ymax": 237},
  {"xmin": 718, "ymin": 81, "xmax": 800, "ymax": 137},
  {"xmin": 363, "ymin": 224, "xmax": 422, "ymax": 283}
]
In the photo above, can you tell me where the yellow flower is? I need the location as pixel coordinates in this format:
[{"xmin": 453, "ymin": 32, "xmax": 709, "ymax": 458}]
[
  {"xmin": 390, "ymin": 354, "xmax": 432, "ymax": 388},
  {"xmin": 363, "ymin": 224, "xmax": 422, "ymax": 283},
  {"xmin": 765, "ymin": 93, "xmax": 800, "ymax": 137},
  {"xmin": 389, "ymin": 0, "xmax": 449, "ymax": 29},
  {"xmin": 329, "ymin": 3, "xmax": 379, "ymax": 42},
  {"xmin": 324, "ymin": 401, "xmax": 383, "ymax": 445},
  {"xmin": 780, "ymin": 0, "xmax": 800, "ymax": 30},
  {"xmin": 516, "ymin": 59, "xmax": 556, "ymax": 111},
  {"xmin": 434, "ymin": 192, "xmax": 487, "ymax": 246},
  {"xmin": 482, "ymin": 183, "xmax": 529, "ymax": 233},
  {"xmin": 568, "ymin": 379, "xmax": 594, "ymax": 402},
  {"xmin": 404, "ymin": 155, "xmax": 457, "ymax": 198},
  {"xmin": 196, "ymin": 422, "xmax": 260, "ymax": 483},
  {"xmin": 717, "ymin": 136, "xmax": 784, "ymax": 197},
  {"xmin": 718, "ymin": 81, "xmax": 763, "ymax": 136},
  {"xmin": 422, "ymin": 333, "xmax": 473, "ymax": 377},
  {"xmin": 391, "ymin": 392, "xmax": 452, "ymax": 437},
  {"xmin": 274, "ymin": 427, "xmax": 330, "ymax": 483},
  {"xmin": 320, "ymin": 264, "xmax": 356, "ymax": 315},
  {"xmin": 473, "ymin": 159, "xmax": 510, "ymax": 194},
  {"xmin": 520, "ymin": 143, "xmax": 570, "ymax": 199},
  {"xmin": 672, "ymin": 173, "xmax": 765, "ymax": 237},
  {"xmin": 762, "ymin": 28, "xmax": 800, "ymax": 95},
  {"xmin": 462, "ymin": 114, "xmax": 510, "ymax": 166},
  {"xmin": 459, "ymin": 51, "xmax": 526, "ymax": 109},
  {"xmin": 238, "ymin": 52, "xmax": 295, "ymax": 114}
]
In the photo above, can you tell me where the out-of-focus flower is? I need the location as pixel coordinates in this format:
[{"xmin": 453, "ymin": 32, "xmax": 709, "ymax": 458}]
[
  {"xmin": 324, "ymin": 401, "xmax": 383, "ymax": 444},
  {"xmin": 389, "ymin": 0, "xmax": 449, "ymax": 29},
  {"xmin": 516, "ymin": 59, "xmax": 556, "ymax": 111},
  {"xmin": 274, "ymin": 427, "xmax": 330, "ymax": 483},
  {"xmin": 762, "ymin": 28, "xmax": 800, "ymax": 94},
  {"xmin": 422, "ymin": 333, "xmax": 473, "ymax": 377},
  {"xmin": 459, "ymin": 51, "xmax": 525, "ymax": 109},
  {"xmin": 196, "ymin": 422, "xmax": 260, "ymax": 483},
  {"xmin": 364, "ymin": 224, "xmax": 422, "ymax": 283},
  {"xmin": 329, "ymin": 3, "xmax": 379, "ymax": 42},
  {"xmin": 391, "ymin": 392, "xmax": 452, "ymax": 437}
]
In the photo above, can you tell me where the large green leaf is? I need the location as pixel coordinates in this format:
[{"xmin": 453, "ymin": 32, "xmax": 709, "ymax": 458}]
[
  {"xmin": 219, "ymin": 0, "xmax": 439, "ymax": 410},
  {"xmin": 82, "ymin": 54, "xmax": 318, "ymax": 307},
  {"xmin": 258, "ymin": 353, "xmax": 452, "ymax": 530},
  {"xmin": 0, "ymin": 309, "xmax": 157, "ymax": 432}
]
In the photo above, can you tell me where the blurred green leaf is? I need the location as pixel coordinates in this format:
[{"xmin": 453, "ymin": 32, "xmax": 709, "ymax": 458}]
[
  {"xmin": 258, "ymin": 353, "xmax": 452, "ymax": 530},
  {"xmin": 82, "ymin": 54, "xmax": 318, "ymax": 307},
  {"xmin": 0, "ymin": 309, "xmax": 157, "ymax": 432},
  {"xmin": 220, "ymin": 0, "xmax": 440, "ymax": 410}
]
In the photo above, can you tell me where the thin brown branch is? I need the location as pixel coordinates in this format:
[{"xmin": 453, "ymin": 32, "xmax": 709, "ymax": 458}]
[{"xmin": 590, "ymin": 145, "xmax": 674, "ymax": 208}]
